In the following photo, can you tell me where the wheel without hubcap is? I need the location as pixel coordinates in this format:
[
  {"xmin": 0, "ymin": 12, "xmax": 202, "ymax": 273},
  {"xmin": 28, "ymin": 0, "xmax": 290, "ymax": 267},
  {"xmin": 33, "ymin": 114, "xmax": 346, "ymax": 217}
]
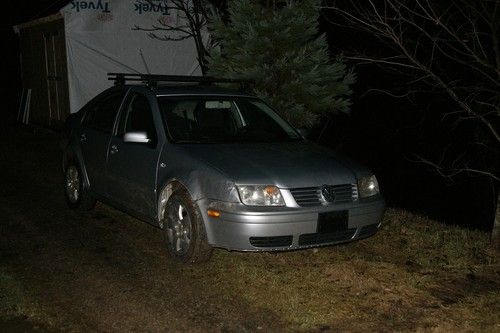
[
  {"xmin": 65, "ymin": 166, "xmax": 80, "ymax": 204},
  {"xmin": 163, "ymin": 190, "xmax": 213, "ymax": 263},
  {"xmin": 166, "ymin": 200, "xmax": 192, "ymax": 256},
  {"xmin": 63, "ymin": 163, "xmax": 96, "ymax": 211}
]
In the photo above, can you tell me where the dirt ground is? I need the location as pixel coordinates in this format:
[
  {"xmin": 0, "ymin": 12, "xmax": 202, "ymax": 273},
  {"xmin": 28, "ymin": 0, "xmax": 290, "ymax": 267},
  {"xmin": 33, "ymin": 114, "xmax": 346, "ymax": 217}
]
[{"xmin": 0, "ymin": 126, "xmax": 499, "ymax": 332}]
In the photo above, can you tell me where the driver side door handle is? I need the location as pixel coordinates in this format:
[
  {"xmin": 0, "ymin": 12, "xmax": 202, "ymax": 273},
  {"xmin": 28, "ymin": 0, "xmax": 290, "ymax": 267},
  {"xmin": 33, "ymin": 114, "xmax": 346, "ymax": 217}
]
[{"xmin": 110, "ymin": 144, "xmax": 119, "ymax": 155}]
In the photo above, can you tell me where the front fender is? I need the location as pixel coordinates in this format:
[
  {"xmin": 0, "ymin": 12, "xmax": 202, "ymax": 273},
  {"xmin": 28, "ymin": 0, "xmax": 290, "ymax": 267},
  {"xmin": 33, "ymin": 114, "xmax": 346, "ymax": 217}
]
[
  {"xmin": 157, "ymin": 144, "xmax": 240, "ymax": 204},
  {"xmin": 157, "ymin": 167, "xmax": 239, "ymax": 213}
]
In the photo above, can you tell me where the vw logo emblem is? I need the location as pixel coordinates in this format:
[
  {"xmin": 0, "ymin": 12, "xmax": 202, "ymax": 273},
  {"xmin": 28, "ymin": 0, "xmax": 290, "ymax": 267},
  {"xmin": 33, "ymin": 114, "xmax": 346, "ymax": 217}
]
[{"xmin": 321, "ymin": 185, "xmax": 336, "ymax": 203}]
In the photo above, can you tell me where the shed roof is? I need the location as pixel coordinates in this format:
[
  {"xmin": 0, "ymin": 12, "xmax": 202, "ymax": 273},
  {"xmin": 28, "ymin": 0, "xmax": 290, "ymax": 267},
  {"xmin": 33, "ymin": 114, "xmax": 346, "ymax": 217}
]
[{"xmin": 14, "ymin": 12, "xmax": 63, "ymax": 33}]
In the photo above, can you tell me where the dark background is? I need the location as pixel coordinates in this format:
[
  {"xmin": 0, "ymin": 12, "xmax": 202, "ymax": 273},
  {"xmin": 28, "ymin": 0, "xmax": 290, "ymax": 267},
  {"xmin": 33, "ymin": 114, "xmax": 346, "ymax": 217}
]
[
  {"xmin": 318, "ymin": 16, "xmax": 497, "ymax": 230},
  {"xmin": 3, "ymin": 0, "xmax": 497, "ymax": 230}
]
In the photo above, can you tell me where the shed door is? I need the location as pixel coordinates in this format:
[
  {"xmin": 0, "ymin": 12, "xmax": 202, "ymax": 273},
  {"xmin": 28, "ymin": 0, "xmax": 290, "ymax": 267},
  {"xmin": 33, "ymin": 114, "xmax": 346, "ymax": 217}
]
[{"xmin": 43, "ymin": 31, "xmax": 68, "ymax": 125}]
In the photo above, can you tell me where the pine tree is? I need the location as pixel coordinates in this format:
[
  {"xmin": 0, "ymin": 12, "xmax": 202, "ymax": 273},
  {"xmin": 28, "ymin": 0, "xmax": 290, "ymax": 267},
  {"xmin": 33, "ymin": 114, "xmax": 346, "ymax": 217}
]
[{"xmin": 208, "ymin": 0, "xmax": 355, "ymax": 128}]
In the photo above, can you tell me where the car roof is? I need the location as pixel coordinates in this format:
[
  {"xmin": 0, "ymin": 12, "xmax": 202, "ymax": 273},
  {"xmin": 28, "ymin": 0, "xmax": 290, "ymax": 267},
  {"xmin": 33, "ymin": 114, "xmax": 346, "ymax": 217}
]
[{"xmin": 122, "ymin": 84, "xmax": 256, "ymax": 97}]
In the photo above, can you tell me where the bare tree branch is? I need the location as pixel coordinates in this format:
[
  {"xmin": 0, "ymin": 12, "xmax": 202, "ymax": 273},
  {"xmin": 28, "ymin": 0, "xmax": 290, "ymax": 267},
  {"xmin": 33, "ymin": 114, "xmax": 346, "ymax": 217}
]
[
  {"xmin": 132, "ymin": 0, "xmax": 224, "ymax": 74},
  {"xmin": 413, "ymin": 155, "xmax": 500, "ymax": 182},
  {"xmin": 322, "ymin": 0, "xmax": 500, "ymax": 183}
]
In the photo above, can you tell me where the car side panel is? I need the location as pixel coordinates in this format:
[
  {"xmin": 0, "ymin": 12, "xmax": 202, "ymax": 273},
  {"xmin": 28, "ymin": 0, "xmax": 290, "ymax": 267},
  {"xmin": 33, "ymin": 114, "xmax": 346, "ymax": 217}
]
[
  {"xmin": 106, "ymin": 138, "xmax": 164, "ymax": 218},
  {"xmin": 78, "ymin": 127, "xmax": 112, "ymax": 196},
  {"xmin": 106, "ymin": 87, "xmax": 167, "ymax": 219},
  {"xmin": 63, "ymin": 86, "xmax": 129, "ymax": 198}
]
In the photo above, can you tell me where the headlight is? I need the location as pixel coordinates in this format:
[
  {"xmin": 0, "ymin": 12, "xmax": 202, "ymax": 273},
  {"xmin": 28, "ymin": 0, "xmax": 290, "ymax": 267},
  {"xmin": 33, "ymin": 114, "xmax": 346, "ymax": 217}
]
[
  {"xmin": 357, "ymin": 175, "xmax": 380, "ymax": 198},
  {"xmin": 237, "ymin": 185, "xmax": 285, "ymax": 206}
]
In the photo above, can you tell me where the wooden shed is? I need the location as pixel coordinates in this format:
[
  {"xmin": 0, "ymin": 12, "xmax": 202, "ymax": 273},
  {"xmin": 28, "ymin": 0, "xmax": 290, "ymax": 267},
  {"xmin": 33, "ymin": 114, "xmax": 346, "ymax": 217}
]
[
  {"xmin": 14, "ymin": 1, "xmax": 204, "ymax": 128},
  {"xmin": 16, "ymin": 13, "xmax": 70, "ymax": 127}
]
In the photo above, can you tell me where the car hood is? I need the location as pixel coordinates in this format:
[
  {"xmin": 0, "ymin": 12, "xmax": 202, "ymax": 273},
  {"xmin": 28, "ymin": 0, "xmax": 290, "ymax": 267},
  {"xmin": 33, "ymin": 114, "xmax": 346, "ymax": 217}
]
[{"xmin": 178, "ymin": 142, "xmax": 364, "ymax": 188}]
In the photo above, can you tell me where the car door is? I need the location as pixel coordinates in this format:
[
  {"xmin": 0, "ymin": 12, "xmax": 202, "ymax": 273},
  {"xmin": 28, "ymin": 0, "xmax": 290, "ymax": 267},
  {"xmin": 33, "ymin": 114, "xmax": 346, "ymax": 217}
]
[
  {"xmin": 106, "ymin": 90, "xmax": 163, "ymax": 218},
  {"xmin": 79, "ymin": 89, "xmax": 127, "ymax": 196}
]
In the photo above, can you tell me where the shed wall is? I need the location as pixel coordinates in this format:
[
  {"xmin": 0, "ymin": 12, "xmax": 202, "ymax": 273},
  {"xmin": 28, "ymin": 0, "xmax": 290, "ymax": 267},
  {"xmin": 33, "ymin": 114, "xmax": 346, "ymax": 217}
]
[
  {"xmin": 19, "ymin": 18, "xmax": 70, "ymax": 127},
  {"xmin": 61, "ymin": 1, "xmax": 205, "ymax": 113}
]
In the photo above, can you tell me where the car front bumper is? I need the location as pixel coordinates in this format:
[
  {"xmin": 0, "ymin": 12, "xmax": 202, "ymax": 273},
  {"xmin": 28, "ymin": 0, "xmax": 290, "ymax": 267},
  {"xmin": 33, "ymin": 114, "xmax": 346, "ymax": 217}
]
[{"xmin": 197, "ymin": 198, "xmax": 385, "ymax": 251}]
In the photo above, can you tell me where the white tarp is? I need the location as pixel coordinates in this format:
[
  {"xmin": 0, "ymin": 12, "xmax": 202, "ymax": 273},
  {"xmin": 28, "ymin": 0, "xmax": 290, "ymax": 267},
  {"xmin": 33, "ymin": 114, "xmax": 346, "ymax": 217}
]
[{"xmin": 62, "ymin": 0, "xmax": 203, "ymax": 113}]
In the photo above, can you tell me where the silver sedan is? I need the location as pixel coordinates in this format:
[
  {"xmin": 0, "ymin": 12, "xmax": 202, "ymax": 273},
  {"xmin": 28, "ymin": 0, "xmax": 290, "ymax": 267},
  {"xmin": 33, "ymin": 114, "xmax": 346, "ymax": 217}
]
[{"xmin": 62, "ymin": 80, "xmax": 385, "ymax": 263}]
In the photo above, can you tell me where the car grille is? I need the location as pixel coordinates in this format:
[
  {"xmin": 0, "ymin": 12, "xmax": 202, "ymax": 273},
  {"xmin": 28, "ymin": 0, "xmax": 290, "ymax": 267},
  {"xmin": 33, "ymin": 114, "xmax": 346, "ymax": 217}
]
[
  {"xmin": 290, "ymin": 184, "xmax": 357, "ymax": 207},
  {"xmin": 250, "ymin": 236, "xmax": 293, "ymax": 248},
  {"xmin": 298, "ymin": 228, "xmax": 357, "ymax": 246}
]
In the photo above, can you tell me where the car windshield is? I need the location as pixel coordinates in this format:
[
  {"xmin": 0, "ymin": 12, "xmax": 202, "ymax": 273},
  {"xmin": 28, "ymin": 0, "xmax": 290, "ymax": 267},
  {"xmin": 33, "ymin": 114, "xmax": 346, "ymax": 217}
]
[{"xmin": 158, "ymin": 96, "xmax": 302, "ymax": 143}]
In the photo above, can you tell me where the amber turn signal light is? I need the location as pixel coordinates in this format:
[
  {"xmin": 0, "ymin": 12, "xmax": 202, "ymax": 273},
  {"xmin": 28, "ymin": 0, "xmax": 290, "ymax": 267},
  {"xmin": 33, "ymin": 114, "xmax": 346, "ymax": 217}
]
[{"xmin": 207, "ymin": 209, "xmax": 221, "ymax": 218}]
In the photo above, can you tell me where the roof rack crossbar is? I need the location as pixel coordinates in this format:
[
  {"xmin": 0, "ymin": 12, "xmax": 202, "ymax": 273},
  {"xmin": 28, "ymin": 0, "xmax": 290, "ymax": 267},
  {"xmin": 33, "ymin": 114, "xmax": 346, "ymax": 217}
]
[{"xmin": 108, "ymin": 73, "xmax": 253, "ymax": 88}]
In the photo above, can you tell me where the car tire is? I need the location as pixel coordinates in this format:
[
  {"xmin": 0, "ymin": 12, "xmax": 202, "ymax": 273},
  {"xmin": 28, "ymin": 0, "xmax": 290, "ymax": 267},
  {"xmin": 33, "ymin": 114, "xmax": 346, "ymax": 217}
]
[
  {"xmin": 64, "ymin": 163, "xmax": 96, "ymax": 211},
  {"xmin": 163, "ymin": 190, "xmax": 213, "ymax": 263}
]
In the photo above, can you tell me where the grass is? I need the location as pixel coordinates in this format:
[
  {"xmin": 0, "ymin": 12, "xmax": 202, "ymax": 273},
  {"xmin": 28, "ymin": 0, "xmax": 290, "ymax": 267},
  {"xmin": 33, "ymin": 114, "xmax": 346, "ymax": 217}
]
[
  {"xmin": 0, "ymin": 268, "xmax": 54, "ymax": 331},
  {"xmin": 165, "ymin": 208, "xmax": 499, "ymax": 331},
  {"xmin": 229, "ymin": 208, "xmax": 497, "ymax": 330},
  {"xmin": 1, "ymin": 204, "xmax": 499, "ymax": 332},
  {"xmin": 0, "ymin": 269, "xmax": 21, "ymax": 316}
]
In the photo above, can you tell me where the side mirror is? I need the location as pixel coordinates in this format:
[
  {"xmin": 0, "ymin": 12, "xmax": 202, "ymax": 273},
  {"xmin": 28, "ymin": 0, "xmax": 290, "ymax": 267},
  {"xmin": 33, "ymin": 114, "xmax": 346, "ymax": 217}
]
[{"xmin": 123, "ymin": 131, "xmax": 151, "ymax": 144}]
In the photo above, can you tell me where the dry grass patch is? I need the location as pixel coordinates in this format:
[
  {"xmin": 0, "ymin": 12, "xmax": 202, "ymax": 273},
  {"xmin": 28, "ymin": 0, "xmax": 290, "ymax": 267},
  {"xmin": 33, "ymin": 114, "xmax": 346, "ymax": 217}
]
[
  {"xmin": 1, "ymin": 204, "xmax": 498, "ymax": 332},
  {"xmin": 170, "ymin": 208, "xmax": 500, "ymax": 331}
]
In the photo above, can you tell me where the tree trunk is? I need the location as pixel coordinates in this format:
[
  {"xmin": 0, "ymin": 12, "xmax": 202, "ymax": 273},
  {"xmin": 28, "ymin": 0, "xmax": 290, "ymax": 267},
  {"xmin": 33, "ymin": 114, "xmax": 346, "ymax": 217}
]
[{"xmin": 492, "ymin": 193, "xmax": 500, "ymax": 251}]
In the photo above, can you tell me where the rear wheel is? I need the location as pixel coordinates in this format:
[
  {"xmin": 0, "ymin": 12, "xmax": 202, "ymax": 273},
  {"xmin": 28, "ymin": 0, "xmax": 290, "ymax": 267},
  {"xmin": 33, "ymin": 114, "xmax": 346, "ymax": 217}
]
[
  {"xmin": 163, "ymin": 190, "xmax": 213, "ymax": 263},
  {"xmin": 64, "ymin": 163, "xmax": 96, "ymax": 211}
]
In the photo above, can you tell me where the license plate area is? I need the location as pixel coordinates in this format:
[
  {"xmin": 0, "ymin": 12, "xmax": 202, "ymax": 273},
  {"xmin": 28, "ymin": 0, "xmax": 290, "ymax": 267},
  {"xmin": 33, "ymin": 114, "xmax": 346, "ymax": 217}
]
[{"xmin": 317, "ymin": 211, "xmax": 348, "ymax": 234}]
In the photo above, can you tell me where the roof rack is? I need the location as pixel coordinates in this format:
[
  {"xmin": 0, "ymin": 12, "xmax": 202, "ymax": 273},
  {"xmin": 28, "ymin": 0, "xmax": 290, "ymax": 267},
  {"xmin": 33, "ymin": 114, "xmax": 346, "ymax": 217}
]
[{"xmin": 108, "ymin": 73, "xmax": 253, "ymax": 90}]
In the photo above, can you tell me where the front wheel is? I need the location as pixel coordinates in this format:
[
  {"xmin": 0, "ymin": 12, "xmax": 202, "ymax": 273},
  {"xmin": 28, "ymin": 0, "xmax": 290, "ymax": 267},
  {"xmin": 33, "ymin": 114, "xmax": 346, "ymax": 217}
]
[
  {"xmin": 64, "ymin": 163, "xmax": 96, "ymax": 211},
  {"xmin": 163, "ymin": 190, "xmax": 213, "ymax": 263}
]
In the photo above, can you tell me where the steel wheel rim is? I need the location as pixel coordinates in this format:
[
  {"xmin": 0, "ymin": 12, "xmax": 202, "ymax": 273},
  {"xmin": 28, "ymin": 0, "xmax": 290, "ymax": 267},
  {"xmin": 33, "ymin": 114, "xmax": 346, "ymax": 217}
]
[
  {"xmin": 66, "ymin": 166, "xmax": 80, "ymax": 203},
  {"xmin": 166, "ymin": 201, "xmax": 192, "ymax": 255}
]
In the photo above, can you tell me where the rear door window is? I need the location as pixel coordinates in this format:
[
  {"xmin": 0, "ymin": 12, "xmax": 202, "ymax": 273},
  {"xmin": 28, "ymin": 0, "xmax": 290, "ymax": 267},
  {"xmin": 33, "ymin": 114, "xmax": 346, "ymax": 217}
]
[{"xmin": 83, "ymin": 91, "xmax": 126, "ymax": 133}]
